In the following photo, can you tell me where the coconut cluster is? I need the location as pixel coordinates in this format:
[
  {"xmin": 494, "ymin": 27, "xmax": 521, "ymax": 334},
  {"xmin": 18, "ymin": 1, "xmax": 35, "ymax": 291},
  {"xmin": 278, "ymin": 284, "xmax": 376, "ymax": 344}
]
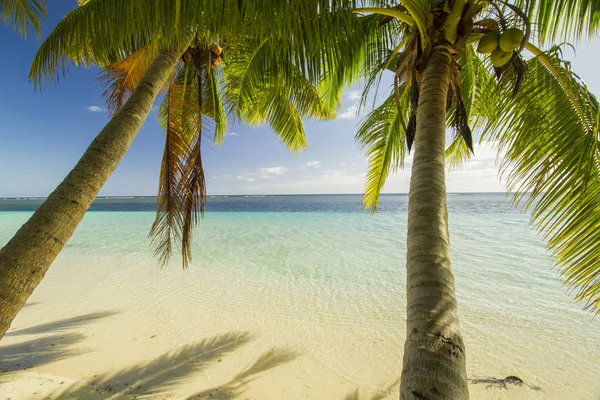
[
  {"xmin": 210, "ymin": 45, "xmax": 223, "ymax": 69},
  {"xmin": 476, "ymin": 27, "xmax": 525, "ymax": 67}
]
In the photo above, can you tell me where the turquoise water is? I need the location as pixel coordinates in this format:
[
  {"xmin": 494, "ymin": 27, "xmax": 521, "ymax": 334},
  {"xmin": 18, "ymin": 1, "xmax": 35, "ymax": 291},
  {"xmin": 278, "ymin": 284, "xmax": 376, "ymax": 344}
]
[{"xmin": 0, "ymin": 194, "xmax": 599, "ymax": 399}]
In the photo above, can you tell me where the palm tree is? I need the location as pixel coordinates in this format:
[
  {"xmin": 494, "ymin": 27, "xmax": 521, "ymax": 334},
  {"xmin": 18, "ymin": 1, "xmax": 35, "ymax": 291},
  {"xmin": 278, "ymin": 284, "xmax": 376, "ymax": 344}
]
[
  {"xmin": 97, "ymin": 36, "xmax": 336, "ymax": 265},
  {"xmin": 3, "ymin": 1, "xmax": 597, "ymax": 398},
  {"xmin": 0, "ymin": 0, "xmax": 358, "ymax": 339},
  {"xmin": 0, "ymin": 0, "xmax": 45, "ymax": 37},
  {"xmin": 346, "ymin": 1, "xmax": 600, "ymax": 398}
]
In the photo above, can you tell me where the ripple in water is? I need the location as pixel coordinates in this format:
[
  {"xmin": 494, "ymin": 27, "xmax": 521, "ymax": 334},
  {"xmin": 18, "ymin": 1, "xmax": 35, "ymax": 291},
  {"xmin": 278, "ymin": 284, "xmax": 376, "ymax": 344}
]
[{"xmin": 0, "ymin": 194, "xmax": 598, "ymax": 399}]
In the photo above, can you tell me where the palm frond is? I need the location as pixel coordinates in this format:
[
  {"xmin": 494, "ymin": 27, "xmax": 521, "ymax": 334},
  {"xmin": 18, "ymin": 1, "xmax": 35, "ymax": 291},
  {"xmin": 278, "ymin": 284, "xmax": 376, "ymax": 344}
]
[
  {"xmin": 251, "ymin": 90, "xmax": 309, "ymax": 152},
  {"xmin": 445, "ymin": 134, "xmax": 472, "ymax": 170},
  {"xmin": 356, "ymin": 89, "xmax": 408, "ymax": 212},
  {"xmin": 203, "ymin": 60, "xmax": 227, "ymax": 145},
  {"xmin": 477, "ymin": 46, "xmax": 600, "ymax": 312},
  {"xmin": 512, "ymin": 0, "xmax": 600, "ymax": 44},
  {"xmin": 180, "ymin": 130, "xmax": 206, "ymax": 267},
  {"xmin": 0, "ymin": 0, "xmax": 45, "ymax": 38},
  {"xmin": 358, "ymin": 15, "xmax": 411, "ymax": 112},
  {"xmin": 221, "ymin": 37, "xmax": 269, "ymax": 121},
  {"xmin": 353, "ymin": 3, "xmax": 428, "ymax": 49},
  {"xmin": 151, "ymin": 45, "xmax": 229, "ymax": 267},
  {"xmin": 316, "ymin": 13, "xmax": 400, "ymax": 113},
  {"xmin": 223, "ymin": 37, "xmax": 336, "ymax": 152},
  {"xmin": 445, "ymin": 45, "xmax": 496, "ymax": 168},
  {"xmin": 29, "ymin": 0, "xmax": 360, "ymax": 88},
  {"xmin": 98, "ymin": 42, "xmax": 160, "ymax": 115},
  {"xmin": 150, "ymin": 67, "xmax": 196, "ymax": 267}
]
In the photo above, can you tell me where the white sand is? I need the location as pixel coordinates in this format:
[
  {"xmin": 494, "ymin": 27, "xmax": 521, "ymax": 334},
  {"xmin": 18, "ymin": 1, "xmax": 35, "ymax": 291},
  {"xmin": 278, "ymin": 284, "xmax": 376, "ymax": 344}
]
[{"xmin": 0, "ymin": 252, "xmax": 598, "ymax": 399}]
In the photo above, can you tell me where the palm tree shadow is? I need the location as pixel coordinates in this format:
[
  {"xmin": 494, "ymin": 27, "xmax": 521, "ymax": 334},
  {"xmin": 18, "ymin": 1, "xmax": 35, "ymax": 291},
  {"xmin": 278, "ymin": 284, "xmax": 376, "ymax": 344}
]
[
  {"xmin": 6, "ymin": 311, "xmax": 118, "ymax": 336},
  {"xmin": 1, "ymin": 311, "xmax": 117, "ymax": 374},
  {"xmin": 342, "ymin": 379, "xmax": 400, "ymax": 400},
  {"xmin": 52, "ymin": 331, "xmax": 258, "ymax": 399},
  {"xmin": 0, "ymin": 333, "xmax": 88, "ymax": 373},
  {"xmin": 186, "ymin": 347, "xmax": 299, "ymax": 399}
]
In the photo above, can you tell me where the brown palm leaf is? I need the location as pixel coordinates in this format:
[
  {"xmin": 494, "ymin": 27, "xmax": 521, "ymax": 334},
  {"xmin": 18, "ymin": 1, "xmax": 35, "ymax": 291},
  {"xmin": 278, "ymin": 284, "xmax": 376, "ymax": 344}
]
[
  {"xmin": 150, "ymin": 49, "xmax": 212, "ymax": 268},
  {"xmin": 180, "ymin": 132, "xmax": 206, "ymax": 268},
  {"xmin": 98, "ymin": 42, "xmax": 158, "ymax": 115},
  {"xmin": 179, "ymin": 58, "xmax": 208, "ymax": 268},
  {"xmin": 150, "ymin": 83, "xmax": 188, "ymax": 265}
]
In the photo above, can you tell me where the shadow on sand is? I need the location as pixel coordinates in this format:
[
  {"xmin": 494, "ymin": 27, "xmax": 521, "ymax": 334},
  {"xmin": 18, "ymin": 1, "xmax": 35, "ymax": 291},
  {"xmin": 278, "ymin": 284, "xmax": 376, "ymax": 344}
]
[
  {"xmin": 186, "ymin": 346, "xmax": 298, "ymax": 399},
  {"xmin": 0, "ymin": 333, "xmax": 87, "ymax": 373},
  {"xmin": 48, "ymin": 331, "xmax": 298, "ymax": 399},
  {"xmin": 0, "ymin": 311, "xmax": 118, "ymax": 373},
  {"xmin": 1, "ymin": 311, "xmax": 397, "ymax": 399},
  {"xmin": 5, "ymin": 311, "xmax": 118, "ymax": 337},
  {"xmin": 341, "ymin": 379, "xmax": 400, "ymax": 400}
]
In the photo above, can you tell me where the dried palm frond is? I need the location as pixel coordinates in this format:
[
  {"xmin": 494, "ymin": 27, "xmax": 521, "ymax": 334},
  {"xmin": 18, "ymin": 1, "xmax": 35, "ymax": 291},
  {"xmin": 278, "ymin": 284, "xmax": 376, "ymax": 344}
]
[
  {"xmin": 149, "ymin": 68, "xmax": 196, "ymax": 266},
  {"xmin": 98, "ymin": 42, "xmax": 159, "ymax": 115},
  {"xmin": 150, "ymin": 45, "xmax": 226, "ymax": 267}
]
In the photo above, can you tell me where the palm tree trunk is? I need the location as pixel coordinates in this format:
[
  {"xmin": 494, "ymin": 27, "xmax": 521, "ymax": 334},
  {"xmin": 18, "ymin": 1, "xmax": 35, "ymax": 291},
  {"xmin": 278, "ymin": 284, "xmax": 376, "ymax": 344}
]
[
  {"xmin": 400, "ymin": 45, "xmax": 469, "ymax": 399},
  {"xmin": 0, "ymin": 41, "xmax": 189, "ymax": 341}
]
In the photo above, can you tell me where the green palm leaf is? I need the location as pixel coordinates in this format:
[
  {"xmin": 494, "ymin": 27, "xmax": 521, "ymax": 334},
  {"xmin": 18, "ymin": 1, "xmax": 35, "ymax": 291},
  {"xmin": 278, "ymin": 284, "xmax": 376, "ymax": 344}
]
[
  {"xmin": 478, "ymin": 46, "xmax": 600, "ymax": 312},
  {"xmin": 223, "ymin": 38, "xmax": 335, "ymax": 152},
  {"xmin": 203, "ymin": 63, "xmax": 227, "ymax": 145},
  {"xmin": 29, "ymin": 0, "xmax": 360, "ymax": 88},
  {"xmin": 0, "ymin": 0, "xmax": 45, "ymax": 38},
  {"xmin": 513, "ymin": 0, "xmax": 600, "ymax": 44},
  {"xmin": 356, "ymin": 89, "xmax": 408, "ymax": 212},
  {"xmin": 446, "ymin": 45, "xmax": 496, "ymax": 169}
]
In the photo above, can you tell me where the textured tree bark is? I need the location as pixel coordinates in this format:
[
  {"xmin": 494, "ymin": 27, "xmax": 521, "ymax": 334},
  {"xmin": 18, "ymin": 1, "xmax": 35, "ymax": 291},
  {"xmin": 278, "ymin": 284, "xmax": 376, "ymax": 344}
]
[
  {"xmin": 0, "ymin": 41, "xmax": 189, "ymax": 341},
  {"xmin": 400, "ymin": 45, "xmax": 469, "ymax": 400}
]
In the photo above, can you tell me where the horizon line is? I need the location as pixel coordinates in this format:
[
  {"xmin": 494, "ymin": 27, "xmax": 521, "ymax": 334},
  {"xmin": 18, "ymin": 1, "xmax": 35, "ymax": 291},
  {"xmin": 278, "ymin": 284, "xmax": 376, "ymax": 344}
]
[{"xmin": 1, "ymin": 191, "xmax": 512, "ymax": 200}]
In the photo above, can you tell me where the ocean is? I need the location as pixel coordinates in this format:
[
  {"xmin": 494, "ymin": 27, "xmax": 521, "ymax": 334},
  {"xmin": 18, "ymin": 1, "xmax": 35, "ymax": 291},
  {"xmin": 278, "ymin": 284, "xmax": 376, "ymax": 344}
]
[{"xmin": 0, "ymin": 193, "xmax": 598, "ymax": 399}]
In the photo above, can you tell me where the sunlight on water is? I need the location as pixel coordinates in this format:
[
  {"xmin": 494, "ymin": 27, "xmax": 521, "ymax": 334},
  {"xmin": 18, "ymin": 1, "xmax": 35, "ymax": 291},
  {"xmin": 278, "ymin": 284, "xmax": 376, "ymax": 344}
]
[{"xmin": 0, "ymin": 194, "xmax": 598, "ymax": 399}]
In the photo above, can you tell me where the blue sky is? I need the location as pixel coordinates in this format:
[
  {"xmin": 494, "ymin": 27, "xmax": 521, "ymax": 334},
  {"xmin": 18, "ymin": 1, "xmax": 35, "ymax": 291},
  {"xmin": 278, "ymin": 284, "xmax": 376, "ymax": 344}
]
[{"xmin": 1, "ymin": 2, "xmax": 599, "ymax": 197}]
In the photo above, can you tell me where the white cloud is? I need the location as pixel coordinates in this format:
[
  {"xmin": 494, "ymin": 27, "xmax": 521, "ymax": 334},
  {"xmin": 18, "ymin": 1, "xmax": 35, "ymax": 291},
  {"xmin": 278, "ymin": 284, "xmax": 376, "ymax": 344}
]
[
  {"xmin": 227, "ymin": 132, "xmax": 240, "ymax": 137},
  {"xmin": 338, "ymin": 105, "xmax": 358, "ymax": 120},
  {"xmin": 212, "ymin": 176, "xmax": 219, "ymax": 180},
  {"xmin": 233, "ymin": 173, "xmax": 256, "ymax": 182},
  {"xmin": 346, "ymin": 90, "xmax": 362, "ymax": 101},
  {"xmin": 207, "ymin": 142, "xmax": 508, "ymax": 195},
  {"xmin": 258, "ymin": 166, "xmax": 287, "ymax": 178},
  {"xmin": 306, "ymin": 161, "xmax": 322, "ymax": 168},
  {"xmin": 86, "ymin": 106, "xmax": 103, "ymax": 112},
  {"xmin": 322, "ymin": 169, "xmax": 346, "ymax": 179},
  {"xmin": 223, "ymin": 174, "xmax": 231, "ymax": 178}
]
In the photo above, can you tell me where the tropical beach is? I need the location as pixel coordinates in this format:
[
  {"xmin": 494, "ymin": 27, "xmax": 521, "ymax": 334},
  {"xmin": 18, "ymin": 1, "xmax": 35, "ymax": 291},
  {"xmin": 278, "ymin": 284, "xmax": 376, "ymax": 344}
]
[
  {"xmin": 2, "ymin": 1, "xmax": 600, "ymax": 400},
  {"xmin": 0, "ymin": 195, "xmax": 599, "ymax": 399}
]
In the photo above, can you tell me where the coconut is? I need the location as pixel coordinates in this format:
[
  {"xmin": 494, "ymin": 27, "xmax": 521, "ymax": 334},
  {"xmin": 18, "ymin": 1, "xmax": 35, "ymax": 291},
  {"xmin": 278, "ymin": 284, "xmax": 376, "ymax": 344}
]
[
  {"xmin": 499, "ymin": 28, "xmax": 524, "ymax": 52},
  {"xmin": 476, "ymin": 32, "xmax": 500, "ymax": 54},
  {"xmin": 210, "ymin": 44, "xmax": 222, "ymax": 55},
  {"xmin": 490, "ymin": 48, "xmax": 512, "ymax": 67}
]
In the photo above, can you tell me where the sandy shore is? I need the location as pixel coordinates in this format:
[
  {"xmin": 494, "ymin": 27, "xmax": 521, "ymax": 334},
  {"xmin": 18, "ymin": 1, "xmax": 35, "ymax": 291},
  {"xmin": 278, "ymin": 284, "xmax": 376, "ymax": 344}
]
[
  {"xmin": 0, "ymin": 321, "xmax": 399, "ymax": 400},
  {"xmin": 0, "ymin": 250, "xmax": 598, "ymax": 399}
]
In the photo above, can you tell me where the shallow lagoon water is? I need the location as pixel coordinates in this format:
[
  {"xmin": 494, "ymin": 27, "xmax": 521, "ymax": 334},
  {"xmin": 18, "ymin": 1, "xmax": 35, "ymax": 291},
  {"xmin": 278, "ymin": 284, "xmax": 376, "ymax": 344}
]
[{"xmin": 0, "ymin": 194, "xmax": 598, "ymax": 399}]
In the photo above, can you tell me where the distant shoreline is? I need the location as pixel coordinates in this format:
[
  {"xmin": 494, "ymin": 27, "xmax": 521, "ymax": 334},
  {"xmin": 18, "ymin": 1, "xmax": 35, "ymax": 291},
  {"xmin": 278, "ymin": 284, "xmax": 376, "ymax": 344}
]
[{"xmin": 0, "ymin": 192, "xmax": 511, "ymax": 200}]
